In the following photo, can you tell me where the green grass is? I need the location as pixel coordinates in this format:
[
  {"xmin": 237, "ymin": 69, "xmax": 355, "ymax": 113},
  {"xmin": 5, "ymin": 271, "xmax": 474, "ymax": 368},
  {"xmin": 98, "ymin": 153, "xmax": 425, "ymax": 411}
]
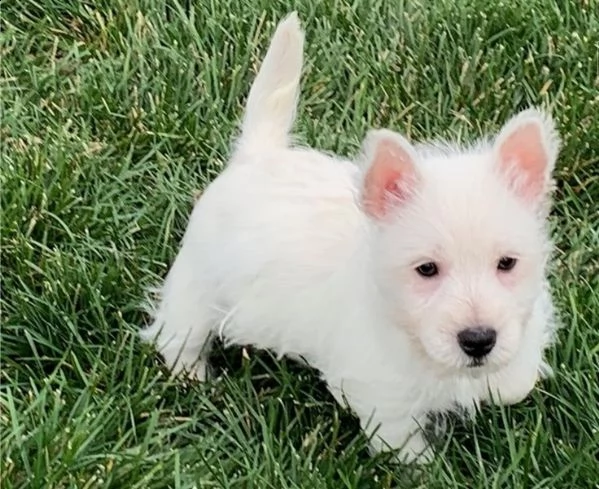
[{"xmin": 2, "ymin": 0, "xmax": 598, "ymax": 487}]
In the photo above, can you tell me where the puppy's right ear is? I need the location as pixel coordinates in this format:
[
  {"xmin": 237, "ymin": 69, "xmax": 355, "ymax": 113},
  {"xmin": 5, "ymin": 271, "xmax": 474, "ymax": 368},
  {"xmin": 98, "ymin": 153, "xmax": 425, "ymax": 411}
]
[
  {"xmin": 493, "ymin": 109, "xmax": 560, "ymax": 205},
  {"xmin": 361, "ymin": 129, "xmax": 419, "ymax": 220}
]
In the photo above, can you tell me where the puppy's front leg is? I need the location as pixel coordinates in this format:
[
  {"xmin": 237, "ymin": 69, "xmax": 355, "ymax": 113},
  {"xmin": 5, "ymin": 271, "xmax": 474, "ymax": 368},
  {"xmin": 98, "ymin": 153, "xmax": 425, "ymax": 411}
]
[
  {"xmin": 365, "ymin": 413, "xmax": 433, "ymax": 464},
  {"xmin": 328, "ymin": 379, "xmax": 433, "ymax": 464}
]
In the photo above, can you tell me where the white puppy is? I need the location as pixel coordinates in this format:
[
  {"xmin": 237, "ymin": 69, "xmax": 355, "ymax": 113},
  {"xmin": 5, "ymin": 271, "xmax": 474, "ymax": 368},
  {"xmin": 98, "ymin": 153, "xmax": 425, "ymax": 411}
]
[{"xmin": 141, "ymin": 13, "xmax": 559, "ymax": 462}]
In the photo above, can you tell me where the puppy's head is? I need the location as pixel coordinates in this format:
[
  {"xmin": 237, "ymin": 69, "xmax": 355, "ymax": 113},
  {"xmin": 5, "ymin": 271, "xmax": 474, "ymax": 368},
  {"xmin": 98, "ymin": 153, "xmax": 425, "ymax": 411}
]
[{"xmin": 360, "ymin": 110, "xmax": 559, "ymax": 372}]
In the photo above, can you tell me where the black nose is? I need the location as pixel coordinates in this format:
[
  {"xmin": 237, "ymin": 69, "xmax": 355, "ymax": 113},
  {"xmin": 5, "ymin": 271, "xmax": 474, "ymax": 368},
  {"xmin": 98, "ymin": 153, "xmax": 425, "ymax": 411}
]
[{"xmin": 457, "ymin": 327, "xmax": 496, "ymax": 358}]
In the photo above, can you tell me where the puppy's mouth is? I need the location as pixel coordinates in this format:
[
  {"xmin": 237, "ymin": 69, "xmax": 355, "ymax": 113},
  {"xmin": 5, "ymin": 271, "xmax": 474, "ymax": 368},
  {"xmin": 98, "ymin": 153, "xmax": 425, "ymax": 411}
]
[
  {"xmin": 464, "ymin": 355, "xmax": 504, "ymax": 376},
  {"xmin": 467, "ymin": 357, "xmax": 486, "ymax": 368}
]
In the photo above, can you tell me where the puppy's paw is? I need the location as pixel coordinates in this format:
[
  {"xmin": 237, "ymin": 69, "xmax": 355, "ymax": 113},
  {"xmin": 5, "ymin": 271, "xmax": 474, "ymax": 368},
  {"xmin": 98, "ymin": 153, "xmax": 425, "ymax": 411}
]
[
  {"xmin": 397, "ymin": 433, "xmax": 434, "ymax": 465},
  {"xmin": 370, "ymin": 431, "xmax": 434, "ymax": 465},
  {"xmin": 168, "ymin": 359, "xmax": 209, "ymax": 382}
]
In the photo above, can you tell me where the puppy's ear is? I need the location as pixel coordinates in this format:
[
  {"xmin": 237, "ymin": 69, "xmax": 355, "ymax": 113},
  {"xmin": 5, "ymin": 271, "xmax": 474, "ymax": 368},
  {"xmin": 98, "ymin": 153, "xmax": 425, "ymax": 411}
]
[
  {"xmin": 361, "ymin": 129, "xmax": 419, "ymax": 220},
  {"xmin": 493, "ymin": 109, "xmax": 560, "ymax": 205}
]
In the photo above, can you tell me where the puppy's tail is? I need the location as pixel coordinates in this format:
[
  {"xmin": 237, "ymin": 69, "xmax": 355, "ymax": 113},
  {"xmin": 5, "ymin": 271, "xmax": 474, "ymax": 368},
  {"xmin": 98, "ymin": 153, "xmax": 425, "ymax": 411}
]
[{"xmin": 237, "ymin": 12, "xmax": 304, "ymax": 153}]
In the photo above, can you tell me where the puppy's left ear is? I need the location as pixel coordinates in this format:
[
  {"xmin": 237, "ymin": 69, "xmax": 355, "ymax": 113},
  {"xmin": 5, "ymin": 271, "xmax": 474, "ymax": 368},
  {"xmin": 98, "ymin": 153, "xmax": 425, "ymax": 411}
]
[
  {"xmin": 360, "ymin": 129, "xmax": 420, "ymax": 220},
  {"xmin": 493, "ymin": 108, "xmax": 560, "ymax": 206}
]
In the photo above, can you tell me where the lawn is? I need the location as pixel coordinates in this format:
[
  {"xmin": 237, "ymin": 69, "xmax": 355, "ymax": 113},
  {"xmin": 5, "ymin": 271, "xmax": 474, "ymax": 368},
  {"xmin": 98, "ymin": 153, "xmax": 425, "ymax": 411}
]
[{"xmin": 1, "ymin": 0, "xmax": 598, "ymax": 487}]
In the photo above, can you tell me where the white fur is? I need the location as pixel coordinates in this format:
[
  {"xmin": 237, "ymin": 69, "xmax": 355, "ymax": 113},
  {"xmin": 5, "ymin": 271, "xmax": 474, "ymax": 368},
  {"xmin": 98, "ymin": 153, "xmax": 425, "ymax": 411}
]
[{"xmin": 140, "ymin": 13, "xmax": 559, "ymax": 463}]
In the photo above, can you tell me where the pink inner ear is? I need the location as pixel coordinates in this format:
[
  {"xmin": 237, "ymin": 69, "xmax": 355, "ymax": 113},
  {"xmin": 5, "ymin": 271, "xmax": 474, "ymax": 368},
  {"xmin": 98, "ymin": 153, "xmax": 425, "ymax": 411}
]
[
  {"xmin": 498, "ymin": 122, "xmax": 547, "ymax": 199},
  {"xmin": 364, "ymin": 139, "xmax": 415, "ymax": 219}
]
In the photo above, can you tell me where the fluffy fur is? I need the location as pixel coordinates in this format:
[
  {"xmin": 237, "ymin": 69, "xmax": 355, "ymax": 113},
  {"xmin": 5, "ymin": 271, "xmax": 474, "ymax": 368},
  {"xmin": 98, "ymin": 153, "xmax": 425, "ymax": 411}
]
[{"xmin": 140, "ymin": 13, "xmax": 560, "ymax": 462}]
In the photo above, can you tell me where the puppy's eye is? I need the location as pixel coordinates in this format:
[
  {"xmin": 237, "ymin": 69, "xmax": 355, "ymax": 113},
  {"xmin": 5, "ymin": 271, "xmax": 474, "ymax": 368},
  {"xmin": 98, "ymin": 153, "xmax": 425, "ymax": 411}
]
[
  {"xmin": 416, "ymin": 262, "xmax": 439, "ymax": 278},
  {"xmin": 497, "ymin": 256, "xmax": 517, "ymax": 271}
]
